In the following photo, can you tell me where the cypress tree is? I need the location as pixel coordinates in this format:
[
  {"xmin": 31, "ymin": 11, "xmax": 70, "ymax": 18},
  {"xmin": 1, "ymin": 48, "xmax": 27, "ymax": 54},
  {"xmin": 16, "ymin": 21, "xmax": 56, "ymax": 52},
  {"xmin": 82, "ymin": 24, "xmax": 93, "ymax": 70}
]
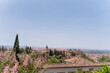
[
  {"xmin": 2, "ymin": 45, "xmax": 4, "ymax": 52},
  {"xmin": 49, "ymin": 49, "xmax": 52, "ymax": 56},
  {"xmin": 13, "ymin": 34, "xmax": 20, "ymax": 62},
  {"xmin": 49, "ymin": 49, "xmax": 53, "ymax": 56},
  {"xmin": 0, "ymin": 46, "xmax": 1, "ymax": 52},
  {"xmin": 54, "ymin": 49, "xmax": 57, "ymax": 55},
  {"xmin": 51, "ymin": 50, "xmax": 53, "ymax": 56},
  {"xmin": 13, "ymin": 34, "xmax": 19, "ymax": 53}
]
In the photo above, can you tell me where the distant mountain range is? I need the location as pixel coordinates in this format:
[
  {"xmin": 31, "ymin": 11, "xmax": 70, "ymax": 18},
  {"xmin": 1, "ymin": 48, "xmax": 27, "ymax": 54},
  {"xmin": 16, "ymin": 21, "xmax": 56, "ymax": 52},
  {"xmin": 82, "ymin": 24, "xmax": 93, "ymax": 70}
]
[{"xmin": 81, "ymin": 49, "xmax": 110, "ymax": 54}]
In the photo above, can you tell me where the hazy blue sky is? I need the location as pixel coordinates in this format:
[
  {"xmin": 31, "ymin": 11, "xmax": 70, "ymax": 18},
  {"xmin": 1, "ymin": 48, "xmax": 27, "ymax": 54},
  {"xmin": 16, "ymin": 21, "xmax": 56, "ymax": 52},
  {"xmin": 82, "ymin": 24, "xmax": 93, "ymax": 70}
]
[{"xmin": 0, "ymin": 0, "xmax": 110, "ymax": 49}]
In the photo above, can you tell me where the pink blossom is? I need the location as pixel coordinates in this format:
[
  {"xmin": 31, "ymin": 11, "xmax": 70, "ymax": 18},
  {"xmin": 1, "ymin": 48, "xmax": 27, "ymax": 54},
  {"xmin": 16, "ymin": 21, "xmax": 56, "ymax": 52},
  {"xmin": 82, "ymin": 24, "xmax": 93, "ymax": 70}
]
[
  {"xmin": 13, "ymin": 54, "xmax": 18, "ymax": 63},
  {"xmin": 23, "ymin": 59, "xmax": 28, "ymax": 67},
  {"xmin": 36, "ymin": 59, "xmax": 42, "ymax": 68},
  {"xmin": 14, "ymin": 59, "xmax": 18, "ymax": 63},
  {"xmin": 11, "ymin": 63, "xmax": 19, "ymax": 73},
  {"xmin": 38, "ymin": 70, "xmax": 42, "ymax": 73},
  {"xmin": 4, "ymin": 65, "xmax": 9, "ymax": 73},
  {"xmin": 30, "ymin": 59, "xmax": 33, "ymax": 64}
]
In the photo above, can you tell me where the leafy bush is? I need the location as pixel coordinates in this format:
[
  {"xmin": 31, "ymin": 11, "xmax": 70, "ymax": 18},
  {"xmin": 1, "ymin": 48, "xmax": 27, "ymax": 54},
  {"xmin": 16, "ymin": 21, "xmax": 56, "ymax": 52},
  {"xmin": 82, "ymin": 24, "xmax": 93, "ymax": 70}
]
[
  {"xmin": 19, "ymin": 48, "xmax": 25, "ymax": 54},
  {"xmin": 25, "ymin": 46, "xmax": 32, "ymax": 54},
  {"xmin": 48, "ymin": 56, "xmax": 61, "ymax": 64},
  {"xmin": 93, "ymin": 64, "xmax": 110, "ymax": 73},
  {"xmin": 98, "ymin": 56, "xmax": 110, "ymax": 62}
]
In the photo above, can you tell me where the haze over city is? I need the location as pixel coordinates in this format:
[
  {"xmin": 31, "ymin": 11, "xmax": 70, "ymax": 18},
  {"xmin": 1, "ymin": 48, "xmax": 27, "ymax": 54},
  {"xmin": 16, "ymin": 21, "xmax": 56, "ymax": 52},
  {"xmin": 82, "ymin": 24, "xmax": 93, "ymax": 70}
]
[{"xmin": 0, "ymin": 0, "xmax": 110, "ymax": 49}]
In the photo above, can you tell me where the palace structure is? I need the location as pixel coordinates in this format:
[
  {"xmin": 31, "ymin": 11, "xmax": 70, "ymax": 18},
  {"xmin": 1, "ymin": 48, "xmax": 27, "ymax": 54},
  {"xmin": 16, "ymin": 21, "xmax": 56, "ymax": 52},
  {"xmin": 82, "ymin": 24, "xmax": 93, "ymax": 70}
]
[{"xmin": 41, "ymin": 46, "xmax": 108, "ymax": 73}]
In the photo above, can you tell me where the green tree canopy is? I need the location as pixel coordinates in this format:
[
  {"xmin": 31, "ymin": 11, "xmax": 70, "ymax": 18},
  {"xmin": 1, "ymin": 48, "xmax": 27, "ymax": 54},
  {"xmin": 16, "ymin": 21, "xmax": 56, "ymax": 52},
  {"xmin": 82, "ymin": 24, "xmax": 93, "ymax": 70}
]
[{"xmin": 48, "ymin": 56, "xmax": 61, "ymax": 64}]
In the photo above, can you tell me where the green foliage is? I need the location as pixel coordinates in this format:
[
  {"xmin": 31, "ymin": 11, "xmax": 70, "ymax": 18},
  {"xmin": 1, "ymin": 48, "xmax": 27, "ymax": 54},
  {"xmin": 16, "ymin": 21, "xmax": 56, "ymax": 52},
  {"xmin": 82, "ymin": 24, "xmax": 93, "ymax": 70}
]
[
  {"xmin": 77, "ymin": 71, "xmax": 91, "ymax": 73},
  {"xmin": 13, "ymin": 34, "xmax": 20, "ymax": 54},
  {"xmin": 30, "ymin": 51, "xmax": 38, "ymax": 59},
  {"xmin": 18, "ymin": 59, "xmax": 40, "ymax": 73},
  {"xmin": 56, "ymin": 55, "xmax": 62, "ymax": 59},
  {"xmin": 42, "ymin": 53, "xmax": 46, "ymax": 57},
  {"xmin": 54, "ymin": 49, "xmax": 65, "ymax": 57},
  {"xmin": 70, "ymin": 52, "xmax": 76, "ymax": 56},
  {"xmin": 48, "ymin": 56, "xmax": 61, "ymax": 64},
  {"xmin": 49, "ymin": 49, "xmax": 53, "ymax": 56},
  {"xmin": 0, "ymin": 56, "xmax": 15, "ymax": 73},
  {"xmin": 82, "ymin": 54, "xmax": 95, "ymax": 62},
  {"xmin": 54, "ymin": 49, "xmax": 61, "ymax": 56},
  {"xmin": 25, "ymin": 46, "xmax": 32, "ymax": 54},
  {"xmin": 48, "ymin": 49, "xmax": 66, "ymax": 64},
  {"xmin": 77, "ymin": 71, "xmax": 83, "ymax": 73},
  {"xmin": 93, "ymin": 64, "xmax": 110, "ymax": 73},
  {"xmin": 98, "ymin": 56, "xmax": 110, "ymax": 62},
  {"xmin": 0, "ymin": 46, "xmax": 7, "ymax": 52},
  {"xmin": 19, "ymin": 48, "xmax": 25, "ymax": 54},
  {"xmin": 13, "ymin": 34, "xmax": 20, "ymax": 62}
]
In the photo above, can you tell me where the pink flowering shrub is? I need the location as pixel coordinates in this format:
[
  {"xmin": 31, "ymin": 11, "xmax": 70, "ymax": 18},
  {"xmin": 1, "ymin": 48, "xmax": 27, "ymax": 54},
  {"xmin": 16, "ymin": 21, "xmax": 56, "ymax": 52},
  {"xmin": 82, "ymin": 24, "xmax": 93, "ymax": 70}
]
[
  {"xmin": 23, "ymin": 59, "xmax": 28, "ymax": 67},
  {"xmin": 11, "ymin": 63, "xmax": 19, "ymax": 73},
  {"xmin": 3, "ymin": 65, "xmax": 9, "ymax": 73},
  {"xmin": 0, "ymin": 50, "xmax": 44, "ymax": 73}
]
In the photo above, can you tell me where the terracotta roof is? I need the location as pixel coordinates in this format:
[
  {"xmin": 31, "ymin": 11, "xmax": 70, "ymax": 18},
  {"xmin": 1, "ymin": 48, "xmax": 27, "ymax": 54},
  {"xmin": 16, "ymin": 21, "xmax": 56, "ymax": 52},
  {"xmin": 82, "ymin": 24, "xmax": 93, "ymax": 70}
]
[
  {"xmin": 64, "ymin": 56, "xmax": 94, "ymax": 66},
  {"xmin": 43, "ymin": 56, "xmax": 110, "ymax": 69},
  {"xmin": 43, "ymin": 63, "xmax": 110, "ymax": 69}
]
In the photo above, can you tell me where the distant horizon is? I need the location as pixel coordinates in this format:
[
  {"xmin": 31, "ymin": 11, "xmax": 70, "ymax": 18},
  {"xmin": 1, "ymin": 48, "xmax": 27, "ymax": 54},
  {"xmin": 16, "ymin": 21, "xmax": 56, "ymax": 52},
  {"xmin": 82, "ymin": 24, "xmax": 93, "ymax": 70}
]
[{"xmin": 1, "ymin": 45, "xmax": 110, "ymax": 51}]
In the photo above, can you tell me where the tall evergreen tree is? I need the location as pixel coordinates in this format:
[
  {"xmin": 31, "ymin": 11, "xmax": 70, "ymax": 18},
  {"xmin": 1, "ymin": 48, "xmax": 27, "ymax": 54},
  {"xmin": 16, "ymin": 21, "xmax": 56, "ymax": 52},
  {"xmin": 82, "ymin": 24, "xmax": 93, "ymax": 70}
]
[
  {"xmin": 0, "ymin": 46, "xmax": 1, "ymax": 52},
  {"xmin": 13, "ymin": 34, "xmax": 20, "ymax": 62},
  {"xmin": 54, "ymin": 49, "xmax": 57, "ymax": 55},
  {"xmin": 2, "ymin": 46, "xmax": 4, "ymax": 52},
  {"xmin": 49, "ymin": 49, "xmax": 53, "ymax": 56},
  {"xmin": 13, "ymin": 34, "xmax": 20, "ymax": 53}
]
